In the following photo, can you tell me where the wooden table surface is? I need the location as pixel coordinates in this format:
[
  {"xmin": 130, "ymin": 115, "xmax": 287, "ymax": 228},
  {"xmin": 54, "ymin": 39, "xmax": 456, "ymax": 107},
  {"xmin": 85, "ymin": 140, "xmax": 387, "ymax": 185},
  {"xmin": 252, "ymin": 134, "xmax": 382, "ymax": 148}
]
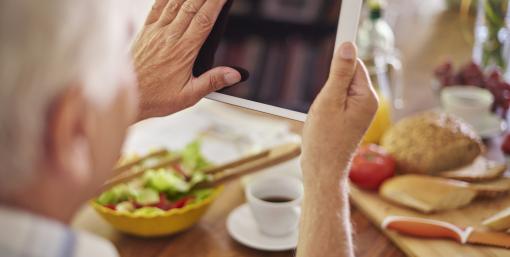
[{"xmin": 72, "ymin": 2, "xmax": 480, "ymax": 257}]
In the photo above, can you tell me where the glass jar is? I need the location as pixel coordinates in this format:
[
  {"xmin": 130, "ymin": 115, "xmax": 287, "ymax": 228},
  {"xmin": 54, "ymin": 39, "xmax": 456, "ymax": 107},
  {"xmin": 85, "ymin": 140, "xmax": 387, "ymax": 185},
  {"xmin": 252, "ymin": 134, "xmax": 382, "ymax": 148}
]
[{"xmin": 357, "ymin": 0, "xmax": 404, "ymax": 144}]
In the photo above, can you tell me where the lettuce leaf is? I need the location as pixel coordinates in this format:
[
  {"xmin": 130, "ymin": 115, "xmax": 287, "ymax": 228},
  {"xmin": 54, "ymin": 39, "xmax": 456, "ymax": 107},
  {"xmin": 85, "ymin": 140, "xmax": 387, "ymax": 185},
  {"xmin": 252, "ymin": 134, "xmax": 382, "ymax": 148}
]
[
  {"xmin": 181, "ymin": 141, "xmax": 211, "ymax": 172},
  {"xmin": 191, "ymin": 188, "xmax": 214, "ymax": 203},
  {"xmin": 116, "ymin": 201, "xmax": 135, "ymax": 213},
  {"xmin": 134, "ymin": 188, "xmax": 160, "ymax": 205},
  {"xmin": 144, "ymin": 169, "xmax": 190, "ymax": 193},
  {"xmin": 97, "ymin": 184, "xmax": 130, "ymax": 205},
  {"xmin": 133, "ymin": 207, "xmax": 165, "ymax": 216}
]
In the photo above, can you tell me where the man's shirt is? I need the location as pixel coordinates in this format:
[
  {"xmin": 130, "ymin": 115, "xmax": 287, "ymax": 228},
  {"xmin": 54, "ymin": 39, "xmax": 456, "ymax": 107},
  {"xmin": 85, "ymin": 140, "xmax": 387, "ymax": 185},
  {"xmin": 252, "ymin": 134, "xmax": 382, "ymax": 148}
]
[{"xmin": 0, "ymin": 206, "xmax": 118, "ymax": 257}]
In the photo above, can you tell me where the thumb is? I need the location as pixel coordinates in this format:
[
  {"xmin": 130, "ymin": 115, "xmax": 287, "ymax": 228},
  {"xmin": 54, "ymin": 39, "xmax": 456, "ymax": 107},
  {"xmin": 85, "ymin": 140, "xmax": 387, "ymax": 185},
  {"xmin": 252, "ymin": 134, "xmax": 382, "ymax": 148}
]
[
  {"xmin": 345, "ymin": 60, "xmax": 379, "ymax": 131},
  {"xmin": 186, "ymin": 66, "xmax": 249, "ymax": 101},
  {"xmin": 325, "ymin": 42, "xmax": 358, "ymax": 96},
  {"xmin": 347, "ymin": 60, "xmax": 379, "ymax": 107}
]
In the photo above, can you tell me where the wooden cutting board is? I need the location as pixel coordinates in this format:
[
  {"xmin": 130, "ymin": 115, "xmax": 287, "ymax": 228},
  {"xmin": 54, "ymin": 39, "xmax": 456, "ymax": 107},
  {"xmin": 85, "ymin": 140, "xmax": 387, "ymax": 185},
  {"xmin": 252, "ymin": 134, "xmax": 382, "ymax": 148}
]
[{"xmin": 350, "ymin": 183, "xmax": 510, "ymax": 257}]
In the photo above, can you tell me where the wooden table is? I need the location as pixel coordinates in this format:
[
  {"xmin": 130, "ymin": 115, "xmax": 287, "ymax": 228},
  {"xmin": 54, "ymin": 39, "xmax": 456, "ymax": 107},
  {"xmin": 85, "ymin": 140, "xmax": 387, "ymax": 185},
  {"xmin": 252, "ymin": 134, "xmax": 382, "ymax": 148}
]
[{"xmin": 72, "ymin": 3, "xmax": 479, "ymax": 257}]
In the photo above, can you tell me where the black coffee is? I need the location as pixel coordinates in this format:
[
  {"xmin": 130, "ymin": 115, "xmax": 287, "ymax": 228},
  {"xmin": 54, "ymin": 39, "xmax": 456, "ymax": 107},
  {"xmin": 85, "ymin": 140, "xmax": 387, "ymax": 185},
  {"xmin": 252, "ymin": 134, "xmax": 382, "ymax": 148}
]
[{"xmin": 261, "ymin": 196, "xmax": 293, "ymax": 203}]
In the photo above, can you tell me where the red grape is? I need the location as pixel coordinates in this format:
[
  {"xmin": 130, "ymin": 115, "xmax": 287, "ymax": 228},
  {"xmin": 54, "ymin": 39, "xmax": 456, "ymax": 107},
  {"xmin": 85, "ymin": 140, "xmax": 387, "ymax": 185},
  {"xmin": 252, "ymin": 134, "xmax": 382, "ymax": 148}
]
[
  {"xmin": 434, "ymin": 60, "xmax": 454, "ymax": 87},
  {"xmin": 459, "ymin": 62, "xmax": 485, "ymax": 87}
]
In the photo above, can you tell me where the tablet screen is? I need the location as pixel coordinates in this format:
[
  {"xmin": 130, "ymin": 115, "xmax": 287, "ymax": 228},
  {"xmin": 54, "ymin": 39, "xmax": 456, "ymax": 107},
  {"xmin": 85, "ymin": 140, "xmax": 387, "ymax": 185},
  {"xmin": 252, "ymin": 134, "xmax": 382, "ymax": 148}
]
[{"xmin": 209, "ymin": 0, "xmax": 342, "ymax": 113}]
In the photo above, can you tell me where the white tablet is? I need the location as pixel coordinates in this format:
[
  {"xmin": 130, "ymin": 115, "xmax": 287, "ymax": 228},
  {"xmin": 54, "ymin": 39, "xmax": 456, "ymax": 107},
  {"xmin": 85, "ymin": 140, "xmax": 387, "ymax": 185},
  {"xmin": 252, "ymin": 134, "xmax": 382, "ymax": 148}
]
[{"xmin": 204, "ymin": 0, "xmax": 363, "ymax": 121}]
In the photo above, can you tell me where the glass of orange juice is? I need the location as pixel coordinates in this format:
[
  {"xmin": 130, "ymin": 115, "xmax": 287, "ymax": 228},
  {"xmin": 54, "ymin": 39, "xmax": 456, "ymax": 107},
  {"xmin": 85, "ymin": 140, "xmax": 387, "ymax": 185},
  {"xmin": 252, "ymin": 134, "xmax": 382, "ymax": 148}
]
[{"xmin": 363, "ymin": 93, "xmax": 392, "ymax": 144}]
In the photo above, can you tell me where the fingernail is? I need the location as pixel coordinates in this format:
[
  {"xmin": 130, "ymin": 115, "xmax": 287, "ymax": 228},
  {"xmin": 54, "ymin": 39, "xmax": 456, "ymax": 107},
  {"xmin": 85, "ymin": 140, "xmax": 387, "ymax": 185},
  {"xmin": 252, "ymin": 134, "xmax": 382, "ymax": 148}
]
[
  {"xmin": 339, "ymin": 42, "xmax": 356, "ymax": 60},
  {"xmin": 227, "ymin": 65, "xmax": 250, "ymax": 82},
  {"xmin": 224, "ymin": 72, "xmax": 241, "ymax": 85}
]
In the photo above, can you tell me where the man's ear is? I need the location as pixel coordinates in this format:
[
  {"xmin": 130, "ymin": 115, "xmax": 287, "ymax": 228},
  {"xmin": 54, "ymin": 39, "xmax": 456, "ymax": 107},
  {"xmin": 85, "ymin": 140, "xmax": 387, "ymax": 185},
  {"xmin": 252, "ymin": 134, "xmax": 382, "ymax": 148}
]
[{"xmin": 45, "ymin": 86, "xmax": 92, "ymax": 185}]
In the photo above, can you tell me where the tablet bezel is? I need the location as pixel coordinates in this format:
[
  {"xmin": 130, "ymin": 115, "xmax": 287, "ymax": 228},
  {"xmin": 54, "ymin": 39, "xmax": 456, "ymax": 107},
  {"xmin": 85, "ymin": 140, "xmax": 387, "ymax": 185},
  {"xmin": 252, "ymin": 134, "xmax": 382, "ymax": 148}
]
[{"xmin": 206, "ymin": 0, "xmax": 364, "ymax": 122}]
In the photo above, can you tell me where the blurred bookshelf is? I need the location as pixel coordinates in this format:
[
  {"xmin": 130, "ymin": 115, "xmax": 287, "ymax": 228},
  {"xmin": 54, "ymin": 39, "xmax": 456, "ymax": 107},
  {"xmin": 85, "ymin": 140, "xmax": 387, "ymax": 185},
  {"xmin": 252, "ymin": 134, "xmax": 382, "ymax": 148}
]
[{"xmin": 215, "ymin": 0, "xmax": 342, "ymax": 112}]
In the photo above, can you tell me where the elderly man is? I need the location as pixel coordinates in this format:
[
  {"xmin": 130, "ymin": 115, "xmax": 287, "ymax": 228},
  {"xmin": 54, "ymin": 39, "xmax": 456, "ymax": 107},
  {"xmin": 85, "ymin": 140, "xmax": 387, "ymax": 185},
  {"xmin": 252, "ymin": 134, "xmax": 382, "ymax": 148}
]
[{"xmin": 0, "ymin": 0, "xmax": 377, "ymax": 257}]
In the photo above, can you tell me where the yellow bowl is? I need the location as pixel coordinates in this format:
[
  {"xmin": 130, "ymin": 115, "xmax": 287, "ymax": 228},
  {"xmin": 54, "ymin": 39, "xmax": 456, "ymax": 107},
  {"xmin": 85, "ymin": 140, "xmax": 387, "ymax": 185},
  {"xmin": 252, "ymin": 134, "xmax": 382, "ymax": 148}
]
[{"xmin": 91, "ymin": 186, "xmax": 223, "ymax": 237}]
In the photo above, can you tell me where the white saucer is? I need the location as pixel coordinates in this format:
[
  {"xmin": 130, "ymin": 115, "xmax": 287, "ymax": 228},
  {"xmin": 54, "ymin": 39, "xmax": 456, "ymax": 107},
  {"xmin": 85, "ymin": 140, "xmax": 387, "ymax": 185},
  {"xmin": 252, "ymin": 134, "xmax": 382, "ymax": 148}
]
[
  {"xmin": 470, "ymin": 113, "xmax": 507, "ymax": 138},
  {"xmin": 435, "ymin": 107, "xmax": 507, "ymax": 138},
  {"xmin": 226, "ymin": 204, "xmax": 298, "ymax": 251}
]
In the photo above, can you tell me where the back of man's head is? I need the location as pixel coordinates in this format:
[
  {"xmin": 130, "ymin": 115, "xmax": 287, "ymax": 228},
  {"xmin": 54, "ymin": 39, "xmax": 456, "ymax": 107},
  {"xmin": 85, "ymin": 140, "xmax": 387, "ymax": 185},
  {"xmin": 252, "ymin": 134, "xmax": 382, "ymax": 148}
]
[{"xmin": 0, "ymin": 0, "xmax": 133, "ymax": 194}]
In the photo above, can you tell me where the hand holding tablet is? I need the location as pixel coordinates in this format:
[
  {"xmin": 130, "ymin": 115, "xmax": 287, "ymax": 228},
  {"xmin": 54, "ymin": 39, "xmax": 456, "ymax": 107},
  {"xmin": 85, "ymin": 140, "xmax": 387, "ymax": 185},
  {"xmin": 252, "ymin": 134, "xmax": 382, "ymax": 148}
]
[
  {"xmin": 133, "ymin": 0, "xmax": 248, "ymax": 120},
  {"xmin": 198, "ymin": 0, "xmax": 365, "ymax": 121},
  {"xmin": 192, "ymin": 3, "xmax": 376, "ymax": 256}
]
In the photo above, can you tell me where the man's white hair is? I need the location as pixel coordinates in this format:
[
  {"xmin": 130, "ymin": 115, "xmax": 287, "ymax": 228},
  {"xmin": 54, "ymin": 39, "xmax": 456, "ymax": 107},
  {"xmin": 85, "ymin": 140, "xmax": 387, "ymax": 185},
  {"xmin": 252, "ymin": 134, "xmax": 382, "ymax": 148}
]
[{"xmin": 0, "ymin": 0, "xmax": 133, "ymax": 193}]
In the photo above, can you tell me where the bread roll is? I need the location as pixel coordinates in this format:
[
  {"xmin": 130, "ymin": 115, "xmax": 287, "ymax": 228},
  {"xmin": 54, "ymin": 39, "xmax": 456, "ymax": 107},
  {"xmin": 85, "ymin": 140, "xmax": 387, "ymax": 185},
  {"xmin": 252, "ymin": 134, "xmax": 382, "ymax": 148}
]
[
  {"xmin": 379, "ymin": 175, "xmax": 477, "ymax": 213},
  {"xmin": 381, "ymin": 111, "xmax": 483, "ymax": 174}
]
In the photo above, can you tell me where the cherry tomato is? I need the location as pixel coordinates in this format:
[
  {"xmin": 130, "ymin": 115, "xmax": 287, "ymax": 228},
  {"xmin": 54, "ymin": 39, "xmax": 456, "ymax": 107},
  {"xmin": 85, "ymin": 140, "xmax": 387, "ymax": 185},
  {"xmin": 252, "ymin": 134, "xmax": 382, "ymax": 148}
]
[
  {"xmin": 502, "ymin": 134, "xmax": 510, "ymax": 155},
  {"xmin": 349, "ymin": 144, "xmax": 396, "ymax": 190}
]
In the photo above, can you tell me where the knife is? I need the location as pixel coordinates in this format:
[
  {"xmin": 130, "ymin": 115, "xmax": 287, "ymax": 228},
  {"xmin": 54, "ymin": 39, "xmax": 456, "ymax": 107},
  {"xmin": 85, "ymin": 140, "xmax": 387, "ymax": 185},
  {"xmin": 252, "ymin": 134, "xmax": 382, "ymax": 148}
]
[{"xmin": 382, "ymin": 216, "xmax": 510, "ymax": 248}]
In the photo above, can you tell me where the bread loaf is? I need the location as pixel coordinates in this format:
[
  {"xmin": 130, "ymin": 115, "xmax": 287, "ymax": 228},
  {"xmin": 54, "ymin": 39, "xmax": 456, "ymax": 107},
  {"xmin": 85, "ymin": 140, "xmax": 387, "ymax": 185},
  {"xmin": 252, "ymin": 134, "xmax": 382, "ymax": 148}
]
[{"xmin": 381, "ymin": 112, "xmax": 483, "ymax": 174}]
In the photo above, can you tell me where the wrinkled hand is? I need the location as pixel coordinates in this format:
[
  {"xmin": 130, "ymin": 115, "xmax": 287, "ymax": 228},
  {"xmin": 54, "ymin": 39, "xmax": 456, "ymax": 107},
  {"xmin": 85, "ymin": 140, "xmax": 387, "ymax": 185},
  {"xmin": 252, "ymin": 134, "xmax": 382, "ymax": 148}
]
[
  {"xmin": 133, "ymin": 0, "xmax": 241, "ymax": 120},
  {"xmin": 301, "ymin": 42, "xmax": 378, "ymax": 184}
]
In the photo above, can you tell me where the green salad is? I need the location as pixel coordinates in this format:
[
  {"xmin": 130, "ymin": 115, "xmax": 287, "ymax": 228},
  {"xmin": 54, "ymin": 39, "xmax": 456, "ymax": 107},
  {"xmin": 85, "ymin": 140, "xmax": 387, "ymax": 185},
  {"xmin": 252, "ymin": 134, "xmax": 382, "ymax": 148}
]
[{"xmin": 97, "ymin": 141, "xmax": 214, "ymax": 215}]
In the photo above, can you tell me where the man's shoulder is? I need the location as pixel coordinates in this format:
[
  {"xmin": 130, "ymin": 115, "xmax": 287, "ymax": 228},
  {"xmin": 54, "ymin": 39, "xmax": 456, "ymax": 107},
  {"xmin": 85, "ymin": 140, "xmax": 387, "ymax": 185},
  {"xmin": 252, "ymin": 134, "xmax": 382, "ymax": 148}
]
[
  {"xmin": 0, "ymin": 206, "xmax": 118, "ymax": 257},
  {"xmin": 74, "ymin": 230, "xmax": 119, "ymax": 257}
]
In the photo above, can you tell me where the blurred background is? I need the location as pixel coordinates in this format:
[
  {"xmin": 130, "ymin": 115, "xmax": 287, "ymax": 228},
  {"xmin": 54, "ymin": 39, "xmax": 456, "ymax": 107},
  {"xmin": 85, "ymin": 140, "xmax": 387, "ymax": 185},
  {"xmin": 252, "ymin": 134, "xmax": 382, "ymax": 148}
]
[
  {"xmin": 127, "ymin": 0, "xmax": 510, "ymax": 145},
  {"xmin": 210, "ymin": 0, "xmax": 510, "ymax": 144}
]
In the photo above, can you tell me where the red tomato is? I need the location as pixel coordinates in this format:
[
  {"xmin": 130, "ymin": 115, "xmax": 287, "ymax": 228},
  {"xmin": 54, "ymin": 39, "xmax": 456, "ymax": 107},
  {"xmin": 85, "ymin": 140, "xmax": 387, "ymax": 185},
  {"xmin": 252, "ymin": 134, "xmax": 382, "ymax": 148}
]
[
  {"xmin": 349, "ymin": 144, "xmax": 396, "ymax": 190},
  {"xmin": 105, "ymin": 204, "xmax": 117, "ymax": 210},
  {"xmin": 150, "ymin": 194, "xmax": 194, "ymax": 211},
  {"xmin": 152, "ymin": 193, "xmax": 173, "ymax": 211},
  {"xmin": 169, "ymin": 196, "xmax": 194, "ymax": 209},
  {"xmin": 502, "ymin": 134, "xmax": 510, "ymax": 155}
]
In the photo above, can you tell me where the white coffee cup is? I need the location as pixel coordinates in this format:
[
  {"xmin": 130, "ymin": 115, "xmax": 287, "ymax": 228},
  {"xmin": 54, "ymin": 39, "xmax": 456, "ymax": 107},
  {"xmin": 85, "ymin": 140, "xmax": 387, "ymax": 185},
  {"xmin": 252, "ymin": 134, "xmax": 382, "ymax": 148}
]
[
  {"xmin": 245, "ymin": 175, "xmax": 303, "ymax": 237},
  {"xmin": 440, "ymin": 86, "xmax": 494, "ymax": 126}
]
